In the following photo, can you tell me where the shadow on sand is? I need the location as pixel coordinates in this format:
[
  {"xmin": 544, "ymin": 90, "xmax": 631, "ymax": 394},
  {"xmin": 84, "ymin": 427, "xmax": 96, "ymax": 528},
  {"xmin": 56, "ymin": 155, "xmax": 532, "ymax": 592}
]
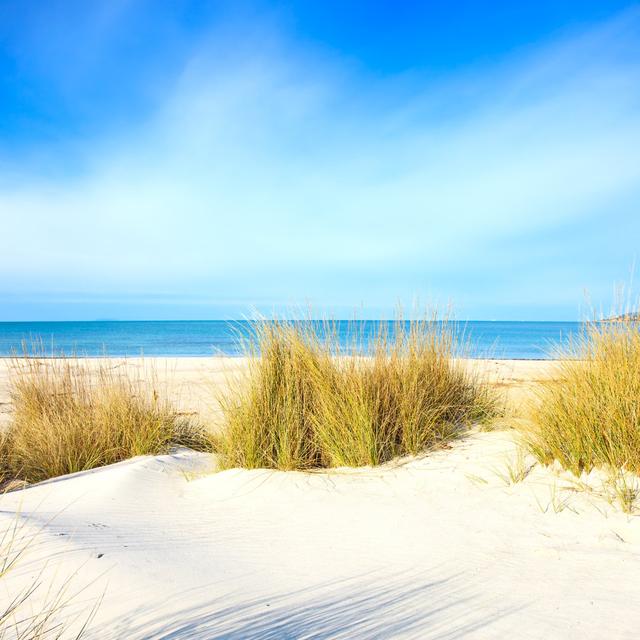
[{"xmin": 92, "ymin": 569, "xmax": 520, "ymax": 639}]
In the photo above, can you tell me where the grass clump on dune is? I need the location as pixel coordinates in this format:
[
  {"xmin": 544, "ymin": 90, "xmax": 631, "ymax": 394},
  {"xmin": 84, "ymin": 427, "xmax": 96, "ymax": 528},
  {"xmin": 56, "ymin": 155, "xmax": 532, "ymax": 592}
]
[
  {"xmin": 523, "ymin": 319, "xmax": 640, "ymax": 475},
  {"xmin": 219, "ymin": 316, "xmax": 497, "ymax": 470},
  {"xmin": 218, "ymin": 323, "xmax": 324, "ymax": 470},
  {"xmin": 2, "ymin": 357, "xmax": 210, "ymax": 484}
]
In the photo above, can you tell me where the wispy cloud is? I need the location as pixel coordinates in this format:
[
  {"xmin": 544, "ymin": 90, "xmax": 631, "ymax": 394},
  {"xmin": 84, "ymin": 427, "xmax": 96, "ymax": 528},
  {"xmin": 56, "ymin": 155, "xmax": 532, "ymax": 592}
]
[{"xmin": 1, "ymin": 7, "xmax": 639, "ymax": 318}]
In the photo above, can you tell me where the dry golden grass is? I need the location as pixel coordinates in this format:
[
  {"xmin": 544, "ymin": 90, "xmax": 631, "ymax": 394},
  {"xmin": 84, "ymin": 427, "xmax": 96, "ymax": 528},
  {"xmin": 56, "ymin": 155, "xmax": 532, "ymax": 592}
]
[
  {"xmin": 218, "ymin": 317, "xmax": 498, "ymax": 470},
  {"xmin": 2, "ymin": 357, "xmax": 211, "ymax": 485},
  {"xmin": 522, "ymin": 319, "xmax": 640, "ymax": 475}
]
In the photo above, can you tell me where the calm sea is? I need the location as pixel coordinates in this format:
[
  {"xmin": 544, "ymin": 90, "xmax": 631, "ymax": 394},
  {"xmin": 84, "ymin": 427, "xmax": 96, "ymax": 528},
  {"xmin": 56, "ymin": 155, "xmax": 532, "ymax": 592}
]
[{"xmin": 0, "ymin": 320, "xmax": 582, "ymax": 359}]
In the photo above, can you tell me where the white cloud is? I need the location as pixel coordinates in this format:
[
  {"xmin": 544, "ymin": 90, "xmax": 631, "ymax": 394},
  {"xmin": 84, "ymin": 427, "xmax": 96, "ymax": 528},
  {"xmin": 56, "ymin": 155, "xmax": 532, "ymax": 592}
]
[{"xmin": 1, "ymin": 8, "xmax": 639, "ymax": 317}]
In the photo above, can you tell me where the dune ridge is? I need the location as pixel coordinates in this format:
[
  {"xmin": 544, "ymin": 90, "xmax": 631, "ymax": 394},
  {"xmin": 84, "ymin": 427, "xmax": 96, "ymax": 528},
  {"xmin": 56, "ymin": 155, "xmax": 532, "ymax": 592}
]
[{"xmin": 1, "ymin": 428, "xmax": 639, "ymax": 639}]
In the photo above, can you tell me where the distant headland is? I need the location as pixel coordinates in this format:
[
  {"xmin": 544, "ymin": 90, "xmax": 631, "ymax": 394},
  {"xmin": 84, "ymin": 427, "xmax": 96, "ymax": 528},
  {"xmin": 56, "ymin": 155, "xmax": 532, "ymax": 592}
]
[{"xmin": 605, "ymin": 311, "xmax": 640, "ymax": 322}]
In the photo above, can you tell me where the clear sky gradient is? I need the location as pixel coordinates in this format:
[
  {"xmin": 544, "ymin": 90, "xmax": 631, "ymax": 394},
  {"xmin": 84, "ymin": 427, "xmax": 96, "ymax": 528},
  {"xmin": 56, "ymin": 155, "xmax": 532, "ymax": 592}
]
[{"xmin": 1, "ymin": 1, "xmax": 639, "ymax": 320}]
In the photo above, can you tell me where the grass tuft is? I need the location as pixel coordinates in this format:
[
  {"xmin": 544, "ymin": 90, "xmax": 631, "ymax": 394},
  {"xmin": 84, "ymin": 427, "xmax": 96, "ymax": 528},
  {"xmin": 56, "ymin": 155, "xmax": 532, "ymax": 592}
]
[
  {"xmin": 522, "ymin": 319, "xmax": 640, "ymax": 476},
  {"xmin": 2, "ymin": 357, "xmax": 211, "ymax": 484},
  {"xmin": 493, "ymin": 447, "xmax": 536, "ymax": 486},
  {"xmin": 218, "ymin": 316, "xmax": 497, "ymax": 470},
  {"xmin": 604, "ymin": 470, "xmax": 639, "ymax": 514}
]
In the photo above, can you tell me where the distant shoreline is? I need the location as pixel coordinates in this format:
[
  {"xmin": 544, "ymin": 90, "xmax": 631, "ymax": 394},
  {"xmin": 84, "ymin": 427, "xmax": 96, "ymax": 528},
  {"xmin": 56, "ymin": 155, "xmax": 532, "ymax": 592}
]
[
  {"xmin": 604, "ymin": 312, "xmax": 640, "ymax": 322},
  {"xmin": 0, "ymin": 354, "xmax": 560, "ymax": 362},
  {"xmin": 0, "ymin": 320, "xmax": 583, "ymax": 359}
]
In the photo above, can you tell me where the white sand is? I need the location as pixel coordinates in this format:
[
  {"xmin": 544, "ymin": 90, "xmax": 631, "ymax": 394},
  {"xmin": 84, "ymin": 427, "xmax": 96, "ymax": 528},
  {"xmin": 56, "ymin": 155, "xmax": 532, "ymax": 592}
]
[{"xmin": 1, "ymin": 358, "xmax": 639, "ymax": 638}]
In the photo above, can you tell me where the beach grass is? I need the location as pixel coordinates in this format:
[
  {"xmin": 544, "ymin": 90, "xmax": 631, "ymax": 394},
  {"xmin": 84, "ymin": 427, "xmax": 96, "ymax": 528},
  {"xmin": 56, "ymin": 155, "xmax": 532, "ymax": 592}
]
[
  {"xmin": 2, "ymin": 356, "xmax": 211, "ymax": 484},
  {"xmin": 522, "ymin": 318, "xmax": 640, "ymax": 475},
  {"xmin": 218, "ymin": 316, "xmax": 498, "ymax": 470}
]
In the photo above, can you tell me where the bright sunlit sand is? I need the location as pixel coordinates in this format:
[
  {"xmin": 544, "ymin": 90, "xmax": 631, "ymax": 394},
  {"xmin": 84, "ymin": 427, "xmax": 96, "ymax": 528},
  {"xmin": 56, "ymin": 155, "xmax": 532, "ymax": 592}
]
[{"xmin": 1, "ymin": 357, "xmax": 639, "ymax": 639}]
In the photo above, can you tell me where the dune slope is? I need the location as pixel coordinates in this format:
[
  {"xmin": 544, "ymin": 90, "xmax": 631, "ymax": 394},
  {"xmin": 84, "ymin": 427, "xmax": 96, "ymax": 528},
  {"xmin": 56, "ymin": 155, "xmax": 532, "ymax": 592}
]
[{"xmin": 1, "ymin": 431, "xmax": 639, "ymax": 639}]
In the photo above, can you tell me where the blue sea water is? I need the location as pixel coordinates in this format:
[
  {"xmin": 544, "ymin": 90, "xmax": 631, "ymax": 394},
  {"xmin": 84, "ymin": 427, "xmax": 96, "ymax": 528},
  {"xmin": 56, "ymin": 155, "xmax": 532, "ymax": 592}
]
[{"xmin": 0, "ymin": 320, "xmax": 582, "ymax": 359}]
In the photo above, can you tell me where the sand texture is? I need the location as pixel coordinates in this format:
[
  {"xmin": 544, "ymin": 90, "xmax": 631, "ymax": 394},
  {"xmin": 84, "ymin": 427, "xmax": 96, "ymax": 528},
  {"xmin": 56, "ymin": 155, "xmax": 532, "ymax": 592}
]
[{"xmin": 1, "ymin": 358, "xmax": 638, "ymax": 639}]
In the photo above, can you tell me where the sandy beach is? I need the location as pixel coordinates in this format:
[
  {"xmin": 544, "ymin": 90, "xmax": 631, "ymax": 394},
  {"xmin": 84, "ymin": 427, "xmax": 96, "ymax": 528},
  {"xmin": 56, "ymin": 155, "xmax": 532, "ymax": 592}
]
[
  {"xmin": 1, "ymin": 357, "xmax": 638, "ymax": 639},
  {"xmin": 0, "ymin": 357, "xmax": 559, "ymax": 430}
]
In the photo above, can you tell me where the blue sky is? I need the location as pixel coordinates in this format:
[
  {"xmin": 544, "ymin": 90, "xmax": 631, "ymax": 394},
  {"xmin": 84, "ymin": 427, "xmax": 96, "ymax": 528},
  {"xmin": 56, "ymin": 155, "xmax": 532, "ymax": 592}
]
[{"xmin": 1, "ymin": 1, "xmax": 639, "ymax": 320}]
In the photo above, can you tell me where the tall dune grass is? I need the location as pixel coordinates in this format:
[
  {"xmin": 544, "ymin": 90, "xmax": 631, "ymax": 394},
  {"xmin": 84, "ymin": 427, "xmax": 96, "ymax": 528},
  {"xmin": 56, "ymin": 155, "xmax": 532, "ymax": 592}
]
[
  {"xmin": 523, "ymin": 319, "xmax": 640, "ymax": 475},
  {"xmin": 218, "ymin": 317, "xmax": 497, "ymax": 470},
  {"xmin": 2, "ymin": 357, "xmax": 210, "ymax": 484}
]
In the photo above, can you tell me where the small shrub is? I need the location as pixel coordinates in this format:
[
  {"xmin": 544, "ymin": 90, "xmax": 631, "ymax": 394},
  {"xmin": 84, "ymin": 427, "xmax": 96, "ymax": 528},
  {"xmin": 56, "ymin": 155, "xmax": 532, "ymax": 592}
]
[
  {"xmin": 219, "ymin": 316, "xmax": 497, "ymax": 470},
  {"xmin": 4, "ymin": 357, "xmax": 211, "ymax": 484},
  {"xmin": 523, "ymin": 319, "xmax": 640, "ymax": 475}
]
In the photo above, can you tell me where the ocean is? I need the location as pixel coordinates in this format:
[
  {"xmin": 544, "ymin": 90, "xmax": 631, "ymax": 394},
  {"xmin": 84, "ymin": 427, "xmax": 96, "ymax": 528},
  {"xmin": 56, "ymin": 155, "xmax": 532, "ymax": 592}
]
[{"xmin": 0, "ymin": 320, "xmax": 583, "ymax": 359}]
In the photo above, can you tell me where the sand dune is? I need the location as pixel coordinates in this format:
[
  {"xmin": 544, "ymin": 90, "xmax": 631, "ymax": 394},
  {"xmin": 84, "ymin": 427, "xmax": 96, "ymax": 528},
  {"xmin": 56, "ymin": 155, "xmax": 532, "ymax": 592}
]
[{"xmin": 1, "ymin": 426, "xmax": 639, "ymax": 639}]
